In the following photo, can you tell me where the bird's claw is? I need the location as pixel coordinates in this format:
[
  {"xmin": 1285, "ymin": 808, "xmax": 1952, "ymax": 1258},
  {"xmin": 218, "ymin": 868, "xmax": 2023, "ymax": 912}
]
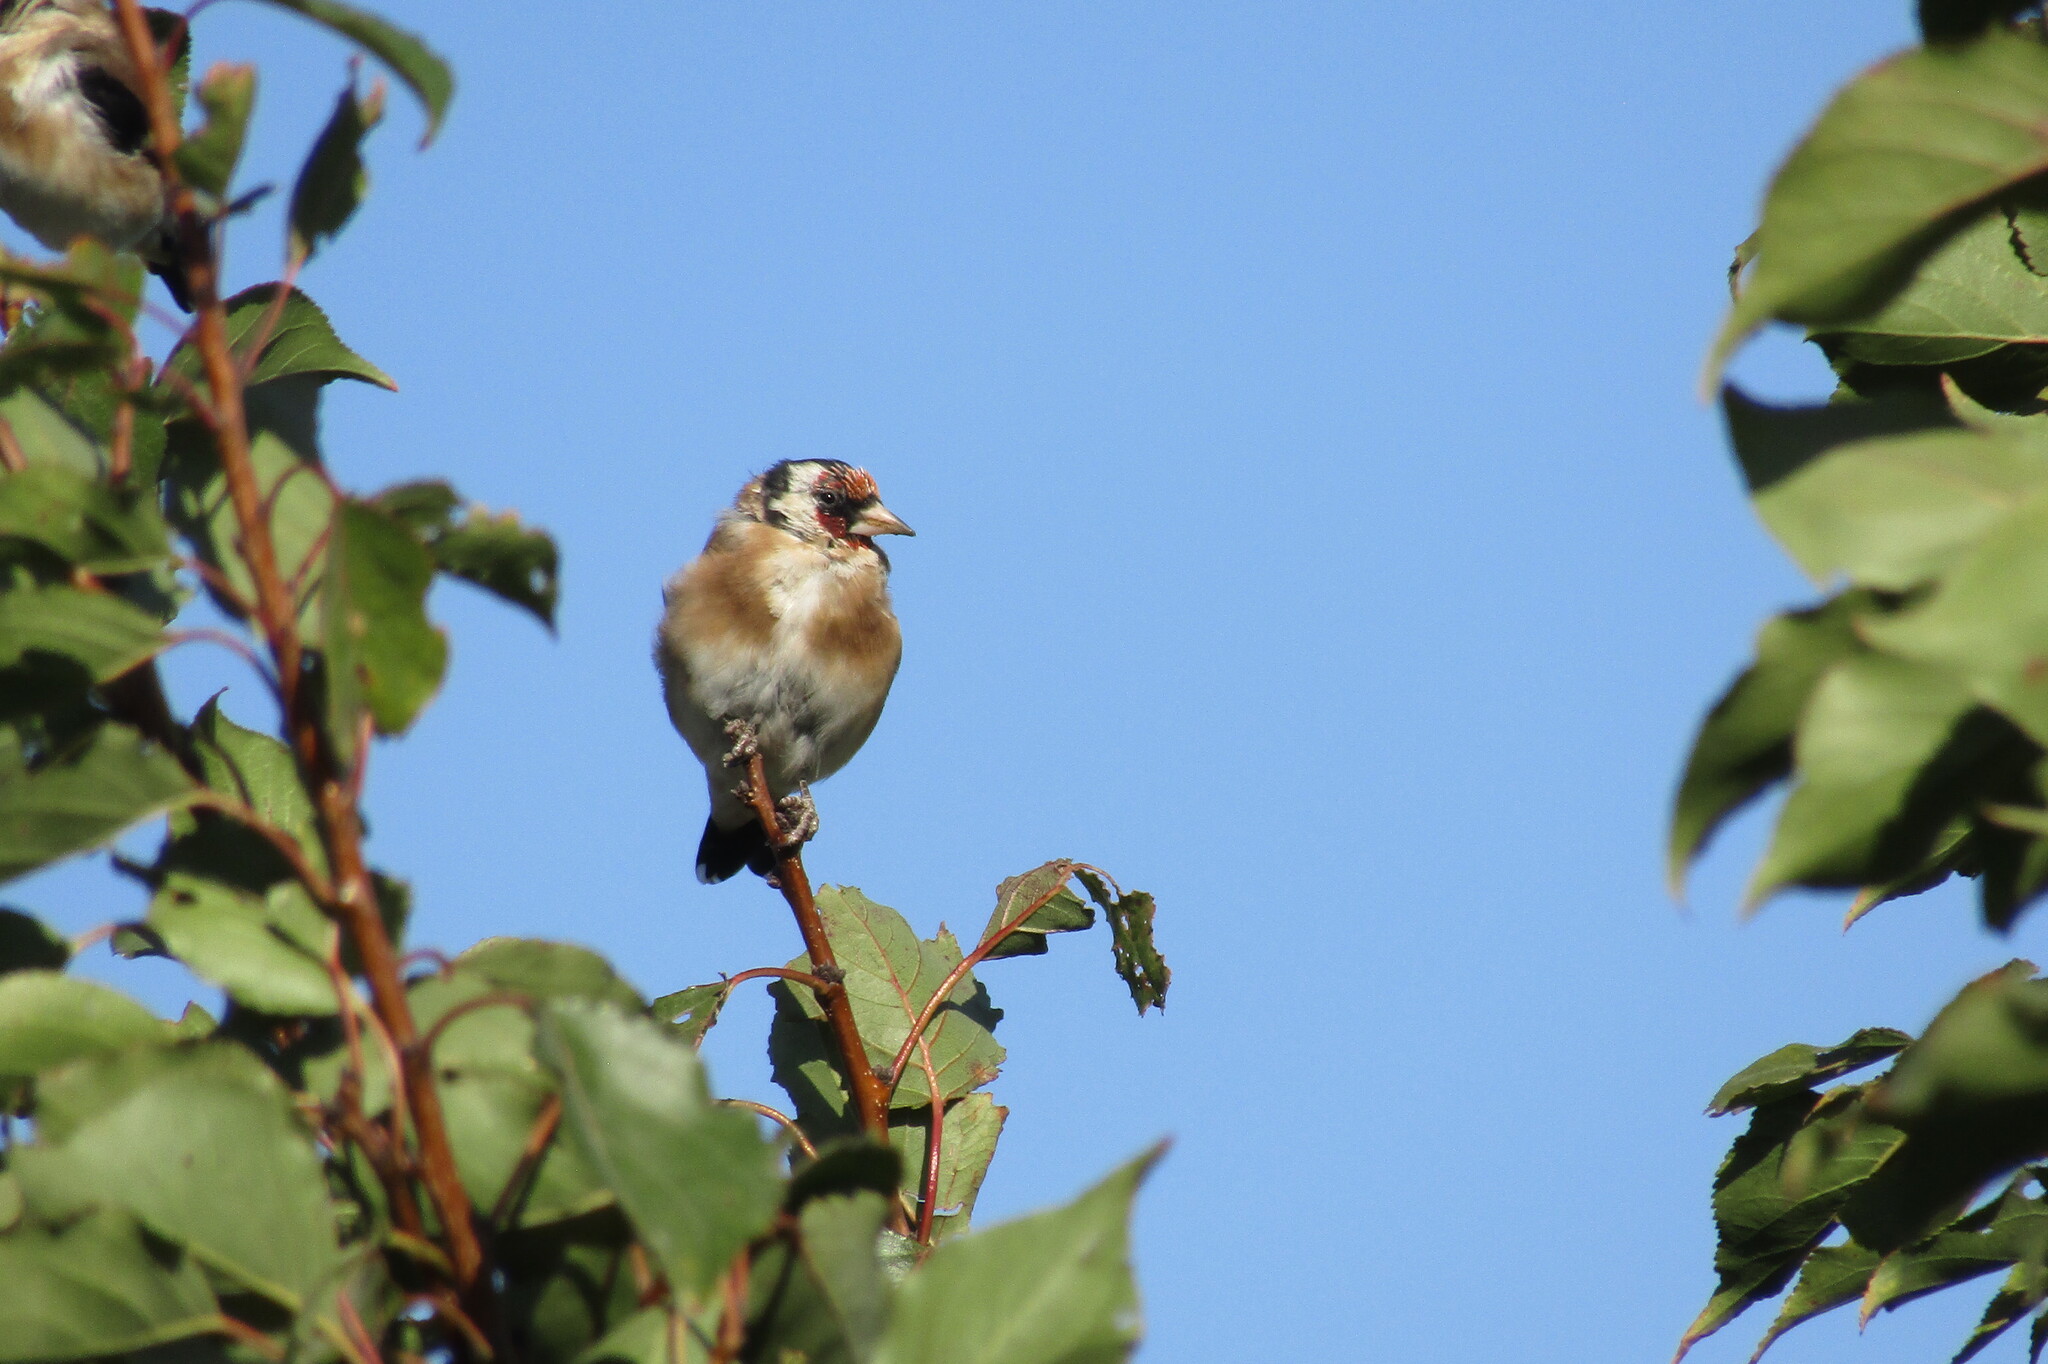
[
  {"xmin": 721, "ymin": 719, "xmax": 760, "ymax": 767},
  {"xmin": 775, "ymin": 786, "xmax": 819, "ymax": 849}
]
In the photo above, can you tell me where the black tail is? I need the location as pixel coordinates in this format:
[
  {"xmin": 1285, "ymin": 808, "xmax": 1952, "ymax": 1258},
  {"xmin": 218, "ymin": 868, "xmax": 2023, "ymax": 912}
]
[
  {"xmin": 696, "ymin": 816, "xmax": 775, "ymax": 884},
  {"xmin": 148, "ymin": 254, "xmax": 193, "ymax": 312}
]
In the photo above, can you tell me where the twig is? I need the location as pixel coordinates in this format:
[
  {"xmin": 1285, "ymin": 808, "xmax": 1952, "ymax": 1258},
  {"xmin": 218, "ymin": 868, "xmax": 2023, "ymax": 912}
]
[
  {"xmin": 0, "ymin": 415, "xmax": 27, "ymax": 473},
  {"xmin": 166, "ymin": 627, "xmax": 282, "ymax": 690},
  {"xmin": 723, "ymin": 965, "xmax": 833, "ymax": 993},
  {"xmin": 489, "ymin": 1093, "xmax": 562, "ymax": 1228},
  {"xmin": 335, "ymin": 1292, "xmax": 386, "ymax": 1364},
  {"xmin": 178, "ymin": 554, "xmax": 259, "ymax": 619},
  {"xmin": 418, "ymin": 991, "xmax": 533, "ymax": 1056},
  {"xmin": 883, "ymin": 871, "xmax": 1074, "ymax": 1100},
  {"xmin": 719, "ymin": 1098, "xmax": 818, "ymax": 1160},
  {"xmin": 710, "ymin": 1254, "xmax": 750, "ymax": 1364},
  {"xmin": 914, "ymin": 1040, "xmax": 944, "ymax": 1243},
  {"xmin": 732, "ymin": 735, "xmax": 891, "ymax": 1143}
]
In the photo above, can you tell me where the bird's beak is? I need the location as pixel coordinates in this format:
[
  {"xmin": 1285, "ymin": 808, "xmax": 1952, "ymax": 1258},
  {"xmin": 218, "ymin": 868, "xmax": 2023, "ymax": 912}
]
[{"xmin": 849, "ymin": 504, "xmax": 915, "ymax": 537}]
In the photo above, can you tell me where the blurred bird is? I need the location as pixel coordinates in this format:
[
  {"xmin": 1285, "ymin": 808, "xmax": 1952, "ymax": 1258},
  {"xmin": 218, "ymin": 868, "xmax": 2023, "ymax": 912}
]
[
  {"xmin": 656, "ymin": 460, "xmax": 914, "ymax": 883},
  {"xmin": 0, "ymin": 0, "xmax": 189, "ymax": 307}
]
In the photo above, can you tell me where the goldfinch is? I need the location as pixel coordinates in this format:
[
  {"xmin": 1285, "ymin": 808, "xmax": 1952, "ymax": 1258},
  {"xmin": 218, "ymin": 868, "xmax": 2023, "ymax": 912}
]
[
  {"xmin": 0, "ymin": 0, "xmax": 189, "ymax": 306},
  {"xmin": 656, "ymin": 460, "xmax": 914, "ymax": 883}
]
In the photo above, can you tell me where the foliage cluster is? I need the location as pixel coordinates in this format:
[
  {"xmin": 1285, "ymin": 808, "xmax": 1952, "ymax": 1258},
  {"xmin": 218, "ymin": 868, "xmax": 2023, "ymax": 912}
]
[
  {"xmin": 1674, "ymin": 2, "xmax": 2048, "ymax": 1359},
  {"xmin": 0, "ymin": 6, "xmax": 1169, "ymax": 1363}
]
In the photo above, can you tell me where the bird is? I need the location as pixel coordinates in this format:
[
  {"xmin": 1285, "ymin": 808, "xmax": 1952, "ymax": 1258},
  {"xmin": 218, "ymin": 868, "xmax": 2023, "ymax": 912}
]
[
  {"xmin": 0, "ymin": 0, "xmax": 190, "ymax": 307},
  {"xmin": 655, "ymin": 459, "xmax": 915, "ymax": 883}
]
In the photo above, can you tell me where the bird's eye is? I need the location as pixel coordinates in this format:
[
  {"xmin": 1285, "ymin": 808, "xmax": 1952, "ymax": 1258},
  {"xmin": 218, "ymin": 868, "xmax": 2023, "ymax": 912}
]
[{"xmin": 816, "ymin": 489, "xmax": 845, "ymax": 510}]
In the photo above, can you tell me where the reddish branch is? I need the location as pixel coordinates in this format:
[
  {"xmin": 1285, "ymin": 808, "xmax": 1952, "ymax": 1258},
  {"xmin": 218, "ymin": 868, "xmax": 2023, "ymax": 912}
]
[
  {"xmin": 738, "ymin": 746, "xmax": 893, "ymax": 1142},
  {"xmin": 108, "ymin": 0, "xmax": 487, "ymax": 1327}
]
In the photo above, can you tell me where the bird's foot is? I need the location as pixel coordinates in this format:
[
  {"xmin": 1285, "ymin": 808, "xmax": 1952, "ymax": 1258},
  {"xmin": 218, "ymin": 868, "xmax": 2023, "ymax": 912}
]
[
  {"xmin": 774, "ymin": 785, "xmax": 819, "ymax": 849},
  {"xmin": 721, "ymin": 719, "xmax": 760, "ymax": 767}
]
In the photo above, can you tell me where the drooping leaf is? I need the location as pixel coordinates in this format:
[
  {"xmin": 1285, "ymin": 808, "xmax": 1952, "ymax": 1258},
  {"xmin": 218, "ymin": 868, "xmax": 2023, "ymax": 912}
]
[
  {"xmin": 0, "ymin": 1209, "xmax": 219, "ymax": 1362},
  {"xmin": 875, "ymin": 1146, "xmax": 1161, "ymax": 1364},
  {"xmin": 1709, "ymin": 34, "xmax": 2048, "ymax": 377},
  {"xmin": 535, "ymin": 999, "xmax": 782, "ymax": 1297},
  {"xmin": 373, "ymin": 479, "xmax": 559, "ymax": 629},
  {"xmin": 289, "ymin": 77, "xmax": 383, "ymax": 264},
  {"xmin": 1671, "ymin": 593, "xmax": 1872, "ymax": 890},
  {"xmin": 0, "ymin": 585, "xmax": 165, "ymax": 682},
  {"xmin": 1077, "ymin": 872, "xmax": 1170, "ymax": 1014},
  {"xmin": 0, "ymin": 723, "xmax": 198, "ymax": 885},
  {"xmin": 1862, "ymin": 498, "xmax": 2048, "ymax": 746},
  {"xmin": 321, "ymin": 498, "xmax": 447, "ymax": 763},
  {"xmin": 173, "ymin": 64, "xmax": 255, "ymax": 200},
  {"xmin": 0, "ymin": 971, "xmax": 165, "ymax": 1077},
  {"xmin": 979, "ymin": 861, "xmax": 1094, "ymax": 960},
  {"xmin": 1749, "ymin": 653, "xmax": 1985, "ymax": 905},
  {"xmin": 248, "ymin": 0, "xmax": 452, "ymax": 142},
  {"xmin": 1745, "ymin": 1240, "xmax": 1881, "ymax": 1362},
  {"xmin": 0, "ymin": 466, "xmax": 170, "ymax": 572},
  {"xmin": 1709, "ymin": 1027, "xmax": 1914, "ymax": 1116}
]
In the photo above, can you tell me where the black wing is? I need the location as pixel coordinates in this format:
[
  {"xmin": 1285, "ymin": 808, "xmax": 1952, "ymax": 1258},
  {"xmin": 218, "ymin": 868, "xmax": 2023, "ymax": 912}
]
[{"xmin": 75, "ymin": 66, "xmax": 149, "ymax": 157}]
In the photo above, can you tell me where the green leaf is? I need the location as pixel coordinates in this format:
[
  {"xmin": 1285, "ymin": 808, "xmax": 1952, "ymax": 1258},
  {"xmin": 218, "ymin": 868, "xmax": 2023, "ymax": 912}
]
[
  {"xmin": 0, "ymin": 971, "xmax": 165, "ymax": 1077},
  {"xmin": 322, "ymin": 499, "xmax": 446, "ymax": 762},
  {"xmin": 0, "ymin": 387, "xmax": 106, "ymax": 477},
  {"xmin": 1709, "ymin": 1028, "xmax": 1914, "ymax": 1116},
  {"xmin": 248, "ymin": 0, "xmax": 453, "ymax": 143},
  {"xmin": 1862, "ymin": 1180, "xmax": 2048, "ymax": 1321},
  {"xmin": 373, "ymin": 479, "xmax": 559, "ymax": 629},
  {"xmin": 1671, "ymin": 595, "xmax": 1872, "ymax": 891},
  {"xmin": 0, "ymin": 1209, "xmax": 219, "ymax": 1362},
  {"xmin": 889, "ymin": 1092, "xmax": 1007, "ymax": 1238},
  {"xmin": 747, "ymin": 1192, "xmax": 893, "ymax": 1364},
  {"xmin": 1710, "ymin": 33, "xmax": 2048, "ymax": 377},
  {"xmin": 0, "ymin": 467, "xmax": 171, "ymax": 572},
  {"xmin": 455, "ymin": 938, "xmax": 644, "ymax": 1011},
  {"xmin": 0, "ymin": 723, "xmax": 198, "ymax": 885},
  {"xmin": 875, "ymin": 1146, "xmax": 1161, "ymax": 1364},
  {"xmin": 174, "ymin": 64, "xmax": 255, "ymax": 200},
  {"xmin": 785, "ymin": 886, "xmax": 1006, "ymax": 1110},
  {"xmin": 1814, "ymin": 210, "xmax": 2048, "ymax": 367},
  {"xmin": 0, "ymin": 585, "xmax": 165, "ymax": 682},
  {"xmin": 1749, "ymin": 425, "xmax": 2048, "ymax": 591},
  {"xmin": 535, "ymin": 999, "xmax": 782, "ymax": 1297},
  {"xmin": 1722, "ymin": 384, "xmax": 1958, "ymax": 498},
  {"xmin": 1678, "ymin": 1090, "xmax": 1905, "ymax": 1361},
  {"xmin": 0, "ymin": 907, "xmax": 67, "ymax": 973},
  {"xmin": 188, "ymin": 697, "xmax": 323, "ymax": 873},
  {"xmin": 1956, "ymin": 1252, "xmax": 2048, "ymax": 1362},
  {"xmin": 1749, "ymin": 653, "xmax": 1983, "ymax": 904},
  {"xmin": 11, "ymin": 1043, "xmax": 343, "ymax": 1308},
  {"xmin": 1862, "ymin": 497, "xmax": 2048, "ymax": 745},
  {"xmin": 1745, "ymin": 1241, "xmax": 1881, "ymax": 1363},
  {"xmin": 652, "ymin": 982, "xmax": 726, "ymax": 1048},
  {"xmin": 787, "ymin": 1138, "xmax": 904, "ymax": 1213},
  {"xmin": 1076, "ymin": 873, "xmax": 1170, "ymax": 1015},
  {"xmin": 289, "ymin": 77, "xmax": 383, "ymax": 264},
  {"xmin": 979, "ymin": 862, "xmax": 1094, "ymax": 960},
  {"xmin": 164, "ymin": 423, "xmax": 334, "ymax": 632},
  {"xmin": 161, "ymin": 285, "xmax": 395, "ymax": 394},
  {"xmin": 147, "ymin": 872, "xmax": 337, "ymax": 1017}
]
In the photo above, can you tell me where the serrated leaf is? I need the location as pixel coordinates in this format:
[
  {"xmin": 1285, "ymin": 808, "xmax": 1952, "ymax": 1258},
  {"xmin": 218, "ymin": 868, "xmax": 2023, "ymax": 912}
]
[
  {"xmin": 0, "ymin": 971, "xmax": 165, "ymax": 1077},
  {"xmin": 784, "ymin": 887, "xmax": 1006, "ymax": 1110},
  {"xmin": 188, "ymin": 697, "xmax": 323, "ymax": 872},
  {"xmin": 1710, "ymin": 1028, "xmax": 1914, "ymax": 1116},
  {"xmin": 250, "ymin": 0, "xmax": 451, "ymax": 141},
  {"xmin": 162, "ymin": 285, "xmax": 395, "ymax": 394},
  {"xmin": 535, "ymin": 999, "xmax": 781, "ymax": 1296},
  {"xmin": 174, "ymin": 64, "xmax": 254, "ymax": 200},
  {"xmin": 0, "ymin": 585, "xmax": 164, "ymax": 682},
  {"xmin": 1746, "ymin": 1241, "xmax": 1880, "ymax": 1362},
  {"xmin": 0, "ymin": 467, "xmax": 170, "ymax": 572},
  {"xmin": 1814, "ymin": 210, "xmax": 2048, "ymax": 367},
  {"xmin": 979, "ymin": 861, "xmax": 1094, "ymax": 960},
  {"xmin": 1671, "ymin": 594, "xmax": 1872, "ymax": 890},
  {"xmin": 0, "ymin": 1209, "xmax": 219, "ymax": 1362},
  {"xmin": 1862, "ymin": 1182, "xmax": 2048, "ymax": 1321},
  {"xmin": 652, "ymin": 982, "xmax": 726, "ymax": 1048},
  {"xmin": 289, "ymin": 77, "xmax": 383, "ymax": 264},
  {"xmin": 875, "ymin": 1146, "xmax": 1160, "ymax": 1364},
  {"xmin": 0, "ymin": 723, "xmax": 198, "ymax": 885},
  {"xmin": 1709, "ymin": 34, "xmax": 2048, "ymax": 378}
]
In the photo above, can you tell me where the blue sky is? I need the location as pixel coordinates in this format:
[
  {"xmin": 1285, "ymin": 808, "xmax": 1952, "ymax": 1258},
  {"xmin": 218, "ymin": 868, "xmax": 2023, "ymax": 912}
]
[{"xmin": 17, "ymin": 1, "xmax": 2036, "ymax": 1360}]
